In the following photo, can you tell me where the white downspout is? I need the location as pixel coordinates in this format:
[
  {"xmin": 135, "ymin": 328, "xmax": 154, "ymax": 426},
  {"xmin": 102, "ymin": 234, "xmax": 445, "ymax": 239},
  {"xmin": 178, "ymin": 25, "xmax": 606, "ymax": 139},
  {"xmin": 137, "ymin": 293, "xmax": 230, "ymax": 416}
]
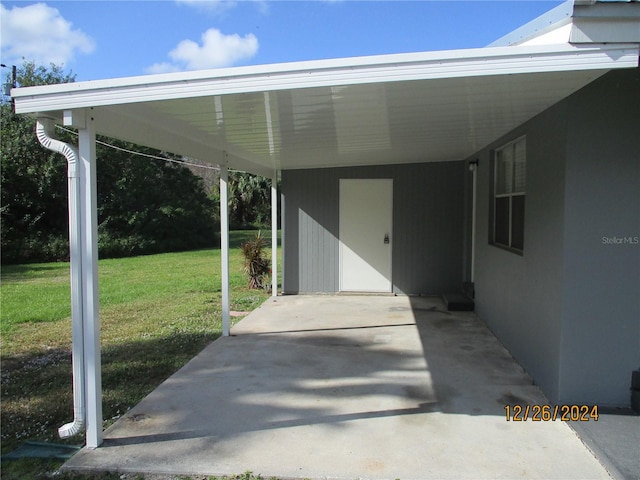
[
  {"xmin": 469, "ymin": 160, "xmax": 478, "ymax": 283},
  {"xmin": 36, "ymin": 119, "xmax": 86, "ymax": 438}
]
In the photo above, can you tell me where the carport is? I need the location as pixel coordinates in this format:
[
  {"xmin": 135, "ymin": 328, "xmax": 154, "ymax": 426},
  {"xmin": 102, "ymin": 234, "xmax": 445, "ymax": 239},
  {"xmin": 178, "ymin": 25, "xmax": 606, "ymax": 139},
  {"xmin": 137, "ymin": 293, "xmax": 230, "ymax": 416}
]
[
  {"xmin": 10, "ymin": 2, "xmax": 639, "ymax": 451},
  {"xmin": 63, "ymin": 296, "xmax": 610, "ymax": 479}
]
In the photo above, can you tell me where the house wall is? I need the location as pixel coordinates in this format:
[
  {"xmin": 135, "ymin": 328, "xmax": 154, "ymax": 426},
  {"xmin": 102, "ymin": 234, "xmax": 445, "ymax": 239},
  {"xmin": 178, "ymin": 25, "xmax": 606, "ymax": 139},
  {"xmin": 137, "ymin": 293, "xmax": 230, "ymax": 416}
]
[
  {"xmin": 559, "ymin": 69, "xmax": 640, "ymax": 406},
  {"xmin": 282, "ymin": 162, "xmax": 466, "ymax": 295},
  {"xmin": 473, "ymin": 68, "xmax": 640, "ymax": 406},
  {"xmin": 473, "ymin": 100, "xmax": 568, "ymax": 403}
]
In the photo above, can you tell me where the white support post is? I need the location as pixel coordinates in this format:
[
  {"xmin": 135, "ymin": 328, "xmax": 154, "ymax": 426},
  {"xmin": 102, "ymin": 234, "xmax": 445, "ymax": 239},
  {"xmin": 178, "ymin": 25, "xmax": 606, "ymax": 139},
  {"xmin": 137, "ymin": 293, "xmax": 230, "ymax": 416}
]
[
  {"xmin": 78, "ymin": 112, "xmax": 102, "ymax": 449},
  {"xmin": 271, "ymin": 173, "xmax": 278, "ymax": 296},
  {"xmin": 264, "ymin": 92, "xmax": 278, "ymax": 297},
  {"xmin": 220, "ymin": 163, "xmax": 230, "ymax": 336},
  {"xmin": 280, "ymin": 189, "xmax": 285, "ymax": 292}
]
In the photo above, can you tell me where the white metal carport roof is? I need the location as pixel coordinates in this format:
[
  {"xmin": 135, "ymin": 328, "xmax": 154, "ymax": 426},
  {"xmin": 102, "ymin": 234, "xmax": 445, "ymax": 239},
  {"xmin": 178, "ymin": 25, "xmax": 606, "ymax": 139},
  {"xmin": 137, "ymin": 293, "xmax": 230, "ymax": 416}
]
[
  {"xmin": 9, "ymin": 3, "xmax": 639, "ymax": 451},
  {"xmin": 12, "ymin": 43, "xmax": 639, "ymax": 177}
]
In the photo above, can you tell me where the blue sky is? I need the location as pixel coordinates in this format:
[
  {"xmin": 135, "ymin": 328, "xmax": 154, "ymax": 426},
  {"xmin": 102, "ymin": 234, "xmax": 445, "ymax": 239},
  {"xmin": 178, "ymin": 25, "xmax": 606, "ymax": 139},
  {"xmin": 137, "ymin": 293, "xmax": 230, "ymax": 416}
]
[{"xmin": 1, "ymin": 1, "xmax": 563, "ymax": 82}]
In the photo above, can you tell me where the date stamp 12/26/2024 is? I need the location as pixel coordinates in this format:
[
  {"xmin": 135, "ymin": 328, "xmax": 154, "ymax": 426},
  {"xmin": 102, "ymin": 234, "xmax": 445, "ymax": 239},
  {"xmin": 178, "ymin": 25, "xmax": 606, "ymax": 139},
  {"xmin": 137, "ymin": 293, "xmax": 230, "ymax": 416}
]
[{"xmin": 505, "ymin": 404, "xmax": 599, "ymax": 421}]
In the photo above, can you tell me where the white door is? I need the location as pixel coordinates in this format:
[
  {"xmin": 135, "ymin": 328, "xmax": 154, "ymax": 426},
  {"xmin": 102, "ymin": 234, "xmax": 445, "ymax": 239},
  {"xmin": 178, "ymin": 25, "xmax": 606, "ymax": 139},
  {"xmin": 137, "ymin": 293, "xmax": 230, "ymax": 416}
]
[{"xmin": 339, "ymin": 179, "xmax": 393, "ymax": 292}]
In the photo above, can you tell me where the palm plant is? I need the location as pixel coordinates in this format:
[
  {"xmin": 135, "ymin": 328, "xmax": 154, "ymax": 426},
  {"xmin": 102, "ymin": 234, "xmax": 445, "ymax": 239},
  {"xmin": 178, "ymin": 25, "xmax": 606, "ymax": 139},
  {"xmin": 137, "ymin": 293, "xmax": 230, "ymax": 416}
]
[{"xmin": 241, "ymin": 231, "xmax": 271, "ymax": 290}]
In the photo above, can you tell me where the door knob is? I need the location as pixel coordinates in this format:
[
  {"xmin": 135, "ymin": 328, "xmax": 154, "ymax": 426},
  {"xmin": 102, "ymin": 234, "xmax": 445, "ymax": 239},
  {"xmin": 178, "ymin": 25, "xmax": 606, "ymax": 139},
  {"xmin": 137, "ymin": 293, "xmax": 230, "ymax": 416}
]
[{"xmin": 384, "ymin": 233, "xmax": 389, "ymax": 244}]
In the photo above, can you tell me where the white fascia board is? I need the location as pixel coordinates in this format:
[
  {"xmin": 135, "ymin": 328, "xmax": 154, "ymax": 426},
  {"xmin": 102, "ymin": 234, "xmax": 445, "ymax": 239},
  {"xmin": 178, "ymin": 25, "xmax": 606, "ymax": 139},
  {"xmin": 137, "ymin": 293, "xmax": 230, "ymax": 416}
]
[
  {"xmin": 572, "ymin": 19, "xmax": 640, "ymax": 43},
  {"xmin": 13, "ymin": 43, "xmax": 639, "ymax": 115},
  {"xmin": 573, "ymin": 2, "xmax": 640, "ymax": 20},
  {"xmin": 571, "ymin": 3, "xmax": 640, "ymax": 43}
]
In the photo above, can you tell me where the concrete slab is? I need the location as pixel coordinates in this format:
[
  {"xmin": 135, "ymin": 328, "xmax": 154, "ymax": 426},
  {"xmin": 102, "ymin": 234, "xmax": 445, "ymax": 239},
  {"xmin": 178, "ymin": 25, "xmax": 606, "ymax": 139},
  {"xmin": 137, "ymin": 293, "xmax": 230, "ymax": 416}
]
[
  {"xmin": 64, "ymin": 296, "xmax": 612, "ymax": 479},
  {"xmin": 569, "ymin": 409, "xmax": 640, "ymax": 480}
]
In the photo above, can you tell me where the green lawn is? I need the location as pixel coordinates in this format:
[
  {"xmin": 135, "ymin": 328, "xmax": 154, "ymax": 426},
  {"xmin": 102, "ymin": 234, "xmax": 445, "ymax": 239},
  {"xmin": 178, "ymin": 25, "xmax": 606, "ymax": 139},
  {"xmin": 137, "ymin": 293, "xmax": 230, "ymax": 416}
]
[{"xmin": 0, "ymin": 232, "xmax": 279, "ymax": 479}]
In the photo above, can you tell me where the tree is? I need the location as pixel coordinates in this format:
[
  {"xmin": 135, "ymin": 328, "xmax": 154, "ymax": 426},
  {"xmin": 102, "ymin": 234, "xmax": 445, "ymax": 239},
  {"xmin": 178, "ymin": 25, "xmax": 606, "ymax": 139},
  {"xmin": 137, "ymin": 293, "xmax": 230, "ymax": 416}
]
[
  {"xmin": 95, "ymin": 140, "xmax": 216, "ymax": 257},
  {"xmin": 209, "ymin": 171, "xmax": 276, "ymax": 230},
  {"xmin": 1, "ymin": 62, "xmax": 217, "ymax": 264},
  {"xmin": 1, "ymin": 62, "xmax": 75, "ymax": 262},
  {"xmin": 228, "ymin": 172, "xmax": 271, "ymax": 228},
  {"xmin": 15, "ymin": 61, "xmax": 76, "ymax": 88}
]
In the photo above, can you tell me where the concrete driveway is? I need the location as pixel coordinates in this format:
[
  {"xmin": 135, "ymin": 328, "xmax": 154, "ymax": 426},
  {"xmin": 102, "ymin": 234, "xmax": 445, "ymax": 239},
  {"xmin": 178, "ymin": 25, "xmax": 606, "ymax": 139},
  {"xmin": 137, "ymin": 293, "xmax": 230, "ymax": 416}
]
[{"xmin": 64, "ymin": 295, "xmax": 610, "ymax": 479}]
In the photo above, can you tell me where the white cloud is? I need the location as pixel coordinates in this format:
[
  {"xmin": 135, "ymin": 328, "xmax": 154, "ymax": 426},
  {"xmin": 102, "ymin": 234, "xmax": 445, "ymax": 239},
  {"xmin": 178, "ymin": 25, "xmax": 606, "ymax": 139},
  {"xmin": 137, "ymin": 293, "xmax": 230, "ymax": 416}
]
[
  {"xmin": 146, "ymin": 62, "xmax": 182, "ymax": 75},
  {"xmin": 0, "ymin": 3, "xmax": 95, "ymax": 66},
  {"xmin": 175, "ymin": 0, "xmax": 237, "ymax": 15},
  {"xmin": 175, "ymin": 0, "xmax": 268, "ymax": 16},
  {"xmin": 146, "ymin": 28, "xmax": 258, "ymax": 74}
]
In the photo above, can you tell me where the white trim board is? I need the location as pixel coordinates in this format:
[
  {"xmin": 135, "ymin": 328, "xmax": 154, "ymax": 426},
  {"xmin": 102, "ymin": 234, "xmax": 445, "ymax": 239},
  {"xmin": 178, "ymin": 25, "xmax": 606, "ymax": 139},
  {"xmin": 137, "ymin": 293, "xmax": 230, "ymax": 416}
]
[{"xmin": 13, "ymin": 44, "xmax": 639, "ymax": 115}]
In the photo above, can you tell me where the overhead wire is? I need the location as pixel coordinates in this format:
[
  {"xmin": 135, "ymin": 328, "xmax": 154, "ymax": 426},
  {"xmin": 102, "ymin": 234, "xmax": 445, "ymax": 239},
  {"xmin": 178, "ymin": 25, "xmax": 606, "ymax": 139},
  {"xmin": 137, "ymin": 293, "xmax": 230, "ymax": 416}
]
[{"xmin": 55, "ymin": 125, "xmax": 222, "ymax": 171}]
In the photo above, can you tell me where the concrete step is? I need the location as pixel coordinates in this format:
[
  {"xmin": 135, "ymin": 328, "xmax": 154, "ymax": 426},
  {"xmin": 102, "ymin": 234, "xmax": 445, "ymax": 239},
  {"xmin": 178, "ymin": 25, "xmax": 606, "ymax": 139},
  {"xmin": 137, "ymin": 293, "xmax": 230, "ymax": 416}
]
[{"xmin": 442, "ymin": 292, "xmax": 475, "ymax": 311}]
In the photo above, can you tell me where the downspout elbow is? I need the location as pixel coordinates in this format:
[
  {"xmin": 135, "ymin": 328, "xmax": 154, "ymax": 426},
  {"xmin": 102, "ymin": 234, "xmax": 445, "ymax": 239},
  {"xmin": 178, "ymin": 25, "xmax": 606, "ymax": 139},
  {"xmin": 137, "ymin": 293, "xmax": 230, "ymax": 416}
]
[
  {"xmin": 36, "ymin": 119, "xmax": 79, "ymax": 177},
  {"xmin": 58, "ymin": 415, "xmax": 85, "ymax": 438}
]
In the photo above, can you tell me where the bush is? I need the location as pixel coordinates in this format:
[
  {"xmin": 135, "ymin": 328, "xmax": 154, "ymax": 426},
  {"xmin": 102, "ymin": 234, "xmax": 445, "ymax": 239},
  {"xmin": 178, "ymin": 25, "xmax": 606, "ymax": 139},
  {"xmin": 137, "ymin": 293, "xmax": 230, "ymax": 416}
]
[
  {"xmin": 241, "ymin": 231, "xmax": 271, "ymax": 290},
  {"xmin": 0, "ymin": 233, "xmax": 69, "ymax": 264}
]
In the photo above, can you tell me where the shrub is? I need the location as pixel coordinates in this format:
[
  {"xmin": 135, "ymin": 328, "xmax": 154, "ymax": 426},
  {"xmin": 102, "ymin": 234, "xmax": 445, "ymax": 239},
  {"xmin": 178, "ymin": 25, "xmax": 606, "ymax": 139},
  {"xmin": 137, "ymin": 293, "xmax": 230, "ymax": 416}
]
[{"xmin": 241, "ymin": 231, "xmax": 271, "ymax": 290}]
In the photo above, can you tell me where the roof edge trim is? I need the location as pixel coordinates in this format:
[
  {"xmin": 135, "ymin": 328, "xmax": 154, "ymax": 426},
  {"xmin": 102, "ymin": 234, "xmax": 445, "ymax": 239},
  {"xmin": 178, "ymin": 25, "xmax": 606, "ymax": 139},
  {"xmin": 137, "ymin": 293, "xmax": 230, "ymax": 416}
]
[{"xmin": 13, "ymin": 43, "xmax": 639, "ymax": 115}]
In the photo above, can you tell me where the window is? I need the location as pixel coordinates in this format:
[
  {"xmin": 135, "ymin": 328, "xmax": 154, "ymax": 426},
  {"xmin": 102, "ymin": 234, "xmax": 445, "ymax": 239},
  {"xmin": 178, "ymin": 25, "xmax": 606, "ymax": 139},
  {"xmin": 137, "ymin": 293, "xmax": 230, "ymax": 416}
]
[{"xmin": 493, "ymin": 137, "xmax": 526, "ymax": 252}]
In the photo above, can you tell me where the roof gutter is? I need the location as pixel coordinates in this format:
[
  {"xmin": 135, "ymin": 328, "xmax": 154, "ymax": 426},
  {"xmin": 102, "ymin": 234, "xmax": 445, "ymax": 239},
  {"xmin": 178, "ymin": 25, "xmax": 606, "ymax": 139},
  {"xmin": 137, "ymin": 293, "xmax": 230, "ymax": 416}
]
[
  {"xmin": 11, "ymin": 43, "xmax": 639, "ymax": 116},
  {"xmin": 36, "ymin": 118, "xmax": 86, "ymax": 439}
]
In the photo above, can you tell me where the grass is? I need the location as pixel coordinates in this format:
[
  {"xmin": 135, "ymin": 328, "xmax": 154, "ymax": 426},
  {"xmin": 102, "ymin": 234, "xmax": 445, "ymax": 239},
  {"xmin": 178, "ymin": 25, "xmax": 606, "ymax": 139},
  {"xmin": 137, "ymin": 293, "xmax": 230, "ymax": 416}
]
[{"xmin": 0, "ymin": 231, "xmax": 279, "ymax": 479}]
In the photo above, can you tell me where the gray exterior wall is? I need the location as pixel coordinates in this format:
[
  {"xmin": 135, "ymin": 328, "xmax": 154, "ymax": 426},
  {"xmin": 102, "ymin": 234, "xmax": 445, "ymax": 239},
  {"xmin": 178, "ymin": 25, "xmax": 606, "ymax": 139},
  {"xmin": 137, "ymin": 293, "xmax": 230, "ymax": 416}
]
[
  {"xmin": 282, "ymin": 162, "xmax": 466, "ymax": 295},
  {"xmin": 473, "ymin": 68, "xmax": 640, "ymax": 406},
  {"xmin": 559, "ymin": 69, "xmax": 640, "ymax": 406},
  {"xmin": 473, "ymin": 99, "xmax": 568, "ymax": 403}
]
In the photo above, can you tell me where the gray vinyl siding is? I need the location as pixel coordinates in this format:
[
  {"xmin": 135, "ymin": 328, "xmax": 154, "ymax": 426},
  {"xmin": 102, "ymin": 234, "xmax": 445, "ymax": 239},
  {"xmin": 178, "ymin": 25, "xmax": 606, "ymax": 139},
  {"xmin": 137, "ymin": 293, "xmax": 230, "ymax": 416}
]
[
  {"xmin": 559, "ymin": 68, "xmax": 640, "ymax": 406},
  {"xmin": 282, "ymin": 161, "xmax": 466, "ymax": 295},
  {"xmin": 474, "ymin": 100, "xmax": 567, "ymax": 403},
  {"xmin": 473, "ymin": 68, "xmax": 640, "ymax": 407},
  {"xmin": 392, "ymin": 163, "xmax": 465, "ymax": 294},
  {"xmin": 282, "ymin": 168, "xmax": 339, "ymax": 293}
]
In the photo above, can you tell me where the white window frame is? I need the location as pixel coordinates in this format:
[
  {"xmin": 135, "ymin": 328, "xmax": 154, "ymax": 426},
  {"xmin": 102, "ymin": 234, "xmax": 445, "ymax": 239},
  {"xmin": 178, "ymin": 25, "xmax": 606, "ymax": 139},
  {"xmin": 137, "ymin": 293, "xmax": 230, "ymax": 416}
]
[{"xmin": 493, "ymin": 136, "xmax": 526, "ymax": 252}]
